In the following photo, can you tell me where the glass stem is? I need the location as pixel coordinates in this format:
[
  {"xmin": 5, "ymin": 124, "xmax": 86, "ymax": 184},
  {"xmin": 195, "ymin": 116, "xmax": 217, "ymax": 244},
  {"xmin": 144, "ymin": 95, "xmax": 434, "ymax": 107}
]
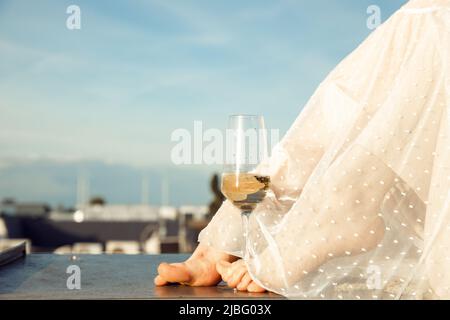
[{"xmin": 241, "ymin": 210, "xmax": 252, "ymax": 260}]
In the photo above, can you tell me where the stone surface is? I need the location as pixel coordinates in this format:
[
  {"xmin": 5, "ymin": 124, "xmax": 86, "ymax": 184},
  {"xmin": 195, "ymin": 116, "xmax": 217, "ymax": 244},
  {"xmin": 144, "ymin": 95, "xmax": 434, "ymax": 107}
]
[{"xmin": 0, "ymin": 254, "xmax": 282, "ymax": 299}]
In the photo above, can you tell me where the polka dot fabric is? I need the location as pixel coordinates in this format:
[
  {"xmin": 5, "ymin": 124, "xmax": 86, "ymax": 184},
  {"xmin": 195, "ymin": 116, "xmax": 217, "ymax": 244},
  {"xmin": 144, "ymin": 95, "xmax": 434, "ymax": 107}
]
[{"xmin": 199, "ymin": 0, "xmax": 450, "ymax": 299}]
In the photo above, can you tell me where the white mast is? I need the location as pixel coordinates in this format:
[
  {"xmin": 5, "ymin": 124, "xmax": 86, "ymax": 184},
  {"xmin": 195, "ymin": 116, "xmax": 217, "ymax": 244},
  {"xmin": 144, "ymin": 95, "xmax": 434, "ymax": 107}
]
[
  {"xmin": 161, "ymin": 176, "xmax": 170, "ymax": 206},
  {"xmin": 141, "ymin": 173, "xmax": 149, "ymax": 205},
  {"xmin": 76, "ymin": 168, "xmax": 89, "ymax": 208}
]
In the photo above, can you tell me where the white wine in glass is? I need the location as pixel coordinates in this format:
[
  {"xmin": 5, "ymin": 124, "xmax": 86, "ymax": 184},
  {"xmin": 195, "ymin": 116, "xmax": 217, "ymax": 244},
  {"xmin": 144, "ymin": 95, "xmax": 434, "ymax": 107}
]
[
  {"xmin": 221, "ymin": 115, "xmax": 270, "ymax": 258},
  {"xmin": 221, "ymin": 173, "xmax": 270, "ymax": 213}
]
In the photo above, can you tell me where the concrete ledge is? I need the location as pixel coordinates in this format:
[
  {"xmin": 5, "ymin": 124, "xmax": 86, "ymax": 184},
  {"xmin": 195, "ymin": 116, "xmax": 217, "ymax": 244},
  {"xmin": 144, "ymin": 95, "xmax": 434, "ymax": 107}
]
[{"xmin": 0, "ymin": 254, "xmax": 282, "ymax": 299}]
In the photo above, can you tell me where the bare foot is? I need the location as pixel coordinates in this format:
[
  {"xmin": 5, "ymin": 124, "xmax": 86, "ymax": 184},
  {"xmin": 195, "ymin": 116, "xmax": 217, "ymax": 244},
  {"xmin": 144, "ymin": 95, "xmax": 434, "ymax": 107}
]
[
  {"xmin": 154, "ymin": 243, "xmax": 237, "ymax": 286},
  {"xmin": 216, "ymin": 259, "xmax": 266, "ymax": 293}
]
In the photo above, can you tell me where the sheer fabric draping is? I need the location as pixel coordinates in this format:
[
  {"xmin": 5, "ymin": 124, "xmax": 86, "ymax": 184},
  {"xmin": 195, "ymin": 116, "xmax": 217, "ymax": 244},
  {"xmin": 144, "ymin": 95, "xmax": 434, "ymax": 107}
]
[{"xmin": 199, "ymin": 0, "xmax": 450, "ymax": 299}]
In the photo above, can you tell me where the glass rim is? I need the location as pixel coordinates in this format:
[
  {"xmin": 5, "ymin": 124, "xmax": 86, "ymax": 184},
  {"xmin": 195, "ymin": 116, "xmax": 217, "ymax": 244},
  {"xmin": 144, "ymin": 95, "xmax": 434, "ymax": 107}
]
[{"xmin": 228, "ymin": 114, "xmax": 263, "ymax": 119}]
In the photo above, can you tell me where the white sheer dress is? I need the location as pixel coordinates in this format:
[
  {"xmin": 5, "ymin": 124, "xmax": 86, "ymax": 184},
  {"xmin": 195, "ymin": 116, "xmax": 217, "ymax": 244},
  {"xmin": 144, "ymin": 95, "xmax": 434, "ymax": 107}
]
[{"xmin": 199, "ymin": 0, "xmax": 450, "ymax": 299}]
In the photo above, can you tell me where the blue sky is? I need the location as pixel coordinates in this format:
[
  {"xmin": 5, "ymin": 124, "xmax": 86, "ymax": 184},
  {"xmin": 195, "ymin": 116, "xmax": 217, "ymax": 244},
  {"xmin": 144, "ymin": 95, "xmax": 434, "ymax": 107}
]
[
  {"xmin": 0, "ymin": 0, "xmax": 407, "ymax": 166},
  {"xmin": 0, "ymin": 0, "xmax": 407, "ymax": 206}
]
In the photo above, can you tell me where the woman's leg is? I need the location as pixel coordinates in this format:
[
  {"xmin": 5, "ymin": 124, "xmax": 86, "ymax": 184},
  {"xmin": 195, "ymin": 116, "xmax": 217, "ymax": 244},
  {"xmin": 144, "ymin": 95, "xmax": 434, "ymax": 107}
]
[{"xmin": 219, "ymin": 145, "xmax": 394, "ymax": 292}]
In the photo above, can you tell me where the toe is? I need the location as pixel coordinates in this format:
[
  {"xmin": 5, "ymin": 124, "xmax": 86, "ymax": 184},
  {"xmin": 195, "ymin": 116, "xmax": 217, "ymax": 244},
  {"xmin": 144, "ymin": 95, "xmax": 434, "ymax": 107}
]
[
  {"xmin": 237, "ymin": 273, "xmax": 252, "ymax": 291},
  {"xmin": 216, "ymin": 260, "xmax": 232, "ymax": 281},
  {"xmin": 248, "ymin": 281, "xmax": 266, "ymax": 293},
  {"xmin": 154, "ymin": 275, "xmax": 168, "ymax": 286},
  {"xmin": 158, "ymin": 262, "xmax": 192, "ymax": 284},
  {"xmin": 227, "ymin": 266, "xmax": 247, "ymax": 288}
]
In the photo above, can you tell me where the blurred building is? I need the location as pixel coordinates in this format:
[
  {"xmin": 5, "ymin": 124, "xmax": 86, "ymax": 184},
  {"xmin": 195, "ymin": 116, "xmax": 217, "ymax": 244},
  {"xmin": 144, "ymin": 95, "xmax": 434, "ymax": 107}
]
[
  {"xmin": 0, "ymin": 173, "xmax": 220, "ymax": 254},
  {"xmin": 0, "ymin": 199, "xmax": 210, "ymax": 254}
]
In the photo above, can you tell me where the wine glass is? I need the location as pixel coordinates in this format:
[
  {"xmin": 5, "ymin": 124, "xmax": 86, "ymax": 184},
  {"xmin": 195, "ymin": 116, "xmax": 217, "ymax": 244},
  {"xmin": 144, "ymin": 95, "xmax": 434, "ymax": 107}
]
[{"xmin": 221, "ymin": 114, "xmax": 270, "ymax": 259}]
